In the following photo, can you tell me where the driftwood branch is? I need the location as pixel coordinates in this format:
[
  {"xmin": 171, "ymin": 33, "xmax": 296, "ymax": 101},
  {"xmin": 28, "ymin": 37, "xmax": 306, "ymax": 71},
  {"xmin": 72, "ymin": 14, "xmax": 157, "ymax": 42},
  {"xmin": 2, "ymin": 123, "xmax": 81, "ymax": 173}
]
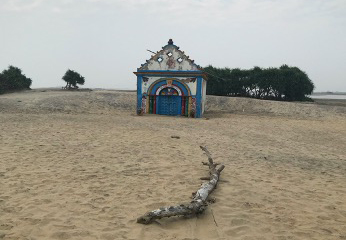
[{"xmin": 137, "ymin": 146, "xmax": 225, "ymax": 224}]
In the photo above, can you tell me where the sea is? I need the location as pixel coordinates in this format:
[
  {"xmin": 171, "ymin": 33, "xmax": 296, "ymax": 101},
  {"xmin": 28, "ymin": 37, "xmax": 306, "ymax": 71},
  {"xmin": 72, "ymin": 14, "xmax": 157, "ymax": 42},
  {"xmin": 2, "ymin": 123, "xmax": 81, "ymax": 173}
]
[{"xmin": 311, "ymin": 94, "xmax": 346, "ymax": 100}]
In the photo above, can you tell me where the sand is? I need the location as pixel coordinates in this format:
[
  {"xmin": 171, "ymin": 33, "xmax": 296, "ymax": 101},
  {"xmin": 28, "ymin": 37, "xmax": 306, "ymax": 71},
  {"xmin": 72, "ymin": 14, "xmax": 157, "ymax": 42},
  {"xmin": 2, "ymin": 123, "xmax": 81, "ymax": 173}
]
[{"xmin": 1, "ymin": 89, "xmax": 346, "ymax": 240}]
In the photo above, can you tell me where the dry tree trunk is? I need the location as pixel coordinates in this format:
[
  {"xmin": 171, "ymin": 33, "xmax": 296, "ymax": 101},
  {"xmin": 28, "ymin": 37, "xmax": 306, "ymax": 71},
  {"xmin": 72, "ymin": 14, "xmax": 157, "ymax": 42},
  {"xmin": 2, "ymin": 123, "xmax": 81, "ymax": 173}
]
[{"xmin": 137, "ymin": 146, "xmax": 225, "ymax": 224}]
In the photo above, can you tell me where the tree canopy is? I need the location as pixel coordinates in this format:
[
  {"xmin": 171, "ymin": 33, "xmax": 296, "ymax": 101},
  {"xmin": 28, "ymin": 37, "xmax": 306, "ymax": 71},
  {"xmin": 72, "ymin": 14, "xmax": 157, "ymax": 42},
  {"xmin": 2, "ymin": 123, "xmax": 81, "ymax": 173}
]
[
  {"xmin": 0, "ymin": 66, "xmax": 32, "ymax": 93},
  {"xmin": 62, "ymin": 69, "xmax": 85, "ymax": 89},
  {"xmin": 204, "ymin": 65, "xmax": 314, "ymax": 101}
]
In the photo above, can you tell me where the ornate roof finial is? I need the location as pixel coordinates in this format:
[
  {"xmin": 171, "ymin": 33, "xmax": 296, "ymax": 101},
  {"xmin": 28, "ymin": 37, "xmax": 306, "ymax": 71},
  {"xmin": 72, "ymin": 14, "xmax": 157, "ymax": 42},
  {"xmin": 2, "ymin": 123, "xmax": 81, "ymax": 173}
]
[{"xmin": 168, "ymin": 39, "xmax": 174, "ymax": 45}]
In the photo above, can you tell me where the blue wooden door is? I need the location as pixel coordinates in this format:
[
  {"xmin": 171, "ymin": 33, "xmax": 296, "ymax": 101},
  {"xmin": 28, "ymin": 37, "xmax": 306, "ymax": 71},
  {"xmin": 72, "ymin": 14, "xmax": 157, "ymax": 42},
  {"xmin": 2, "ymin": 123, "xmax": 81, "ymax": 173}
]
[{"xmin": 158, "ymin": 95, "xmax": 181, "ymax": 115}]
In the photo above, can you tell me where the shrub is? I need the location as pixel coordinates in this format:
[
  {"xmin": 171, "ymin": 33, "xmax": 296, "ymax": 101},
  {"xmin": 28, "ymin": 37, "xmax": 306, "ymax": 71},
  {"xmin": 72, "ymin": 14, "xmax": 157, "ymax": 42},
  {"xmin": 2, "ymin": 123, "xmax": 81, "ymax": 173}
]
[{"xmin": 0, "ymin": 66, "xmax": 32, "ymax": 93}]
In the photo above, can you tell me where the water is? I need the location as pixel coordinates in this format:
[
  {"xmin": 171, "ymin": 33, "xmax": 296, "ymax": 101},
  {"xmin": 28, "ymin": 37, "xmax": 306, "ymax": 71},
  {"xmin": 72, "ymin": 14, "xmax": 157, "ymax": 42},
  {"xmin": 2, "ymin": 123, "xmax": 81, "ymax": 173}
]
[{"xmin": 311, "ymin": 94, "xmax": 346, "ymax": 100}]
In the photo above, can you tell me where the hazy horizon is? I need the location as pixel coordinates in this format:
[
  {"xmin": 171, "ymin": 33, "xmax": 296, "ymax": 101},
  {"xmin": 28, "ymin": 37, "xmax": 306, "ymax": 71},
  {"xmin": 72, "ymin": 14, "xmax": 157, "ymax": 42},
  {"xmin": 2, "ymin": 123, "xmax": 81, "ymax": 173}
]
[{"xmin": 1, "ymin": 0, "xmax": 345, "ymax": 92}]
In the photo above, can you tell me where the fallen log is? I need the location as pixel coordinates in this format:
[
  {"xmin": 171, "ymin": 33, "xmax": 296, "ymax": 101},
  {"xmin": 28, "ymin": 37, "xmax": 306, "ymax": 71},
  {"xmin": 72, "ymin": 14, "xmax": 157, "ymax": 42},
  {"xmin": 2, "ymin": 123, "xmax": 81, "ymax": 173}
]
[{"xmin": 137, "ymin": 146, "xmax": 225, "ymax": 224}]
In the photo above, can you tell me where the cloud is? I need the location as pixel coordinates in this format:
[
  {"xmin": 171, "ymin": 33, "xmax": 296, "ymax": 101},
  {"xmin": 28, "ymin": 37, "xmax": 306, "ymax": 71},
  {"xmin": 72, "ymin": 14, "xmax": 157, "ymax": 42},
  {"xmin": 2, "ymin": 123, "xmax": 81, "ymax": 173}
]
[
  {"xmin": 83, "ymin": 0, "xmax": 346, "ymax": 26},
  {"xmin": 0, "ymin": 0, "xmax": 45, "ymax": 12},
  {"xmin": 1, "ymin": 0, "xmax": 345, "ymax": 26}
]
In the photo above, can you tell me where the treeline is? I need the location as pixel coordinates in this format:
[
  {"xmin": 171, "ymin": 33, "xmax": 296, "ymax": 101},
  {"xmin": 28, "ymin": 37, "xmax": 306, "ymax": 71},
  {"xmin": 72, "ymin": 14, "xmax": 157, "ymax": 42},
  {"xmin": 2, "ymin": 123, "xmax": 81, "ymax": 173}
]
[
  {"xmin": 0, "ymin": 66, "xmax": 32, "ymax": 94},
  {"xmin": 204, "ymin": 65, "xmax": 314, "ymax": 101}
]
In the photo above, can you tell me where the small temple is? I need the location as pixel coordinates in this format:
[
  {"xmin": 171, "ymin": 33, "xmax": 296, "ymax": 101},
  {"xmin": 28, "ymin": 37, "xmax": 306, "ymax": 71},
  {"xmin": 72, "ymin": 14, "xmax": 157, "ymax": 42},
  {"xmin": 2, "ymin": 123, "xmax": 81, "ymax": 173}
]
[{"xmin": 134, "ymin": 39, "xmax": 207, "ymax": 118}]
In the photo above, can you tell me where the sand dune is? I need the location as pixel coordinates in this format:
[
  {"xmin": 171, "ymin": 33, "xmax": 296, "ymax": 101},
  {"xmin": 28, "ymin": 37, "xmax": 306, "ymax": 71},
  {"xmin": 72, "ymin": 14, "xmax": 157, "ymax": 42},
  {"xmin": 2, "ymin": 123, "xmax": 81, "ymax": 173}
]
[{"xmin": 0, "ymin": 89, "xmax": 345, "ymax": 239}]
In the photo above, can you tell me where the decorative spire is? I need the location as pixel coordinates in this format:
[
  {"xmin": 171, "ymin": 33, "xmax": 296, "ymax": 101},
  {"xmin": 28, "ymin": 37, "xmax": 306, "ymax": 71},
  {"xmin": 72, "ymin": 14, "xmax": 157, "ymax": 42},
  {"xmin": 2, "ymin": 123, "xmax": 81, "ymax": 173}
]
[{"xmin": 168, "ymin": 39, "xmax": 174, "ymax": 45}]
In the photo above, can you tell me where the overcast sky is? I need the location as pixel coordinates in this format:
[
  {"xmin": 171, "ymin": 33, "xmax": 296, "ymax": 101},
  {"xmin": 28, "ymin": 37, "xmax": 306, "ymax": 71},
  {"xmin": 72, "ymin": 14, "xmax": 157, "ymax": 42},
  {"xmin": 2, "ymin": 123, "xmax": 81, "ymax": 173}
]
[{"xmin": 1, "ymin": 0, "xmax": 345, "ymax": 92}]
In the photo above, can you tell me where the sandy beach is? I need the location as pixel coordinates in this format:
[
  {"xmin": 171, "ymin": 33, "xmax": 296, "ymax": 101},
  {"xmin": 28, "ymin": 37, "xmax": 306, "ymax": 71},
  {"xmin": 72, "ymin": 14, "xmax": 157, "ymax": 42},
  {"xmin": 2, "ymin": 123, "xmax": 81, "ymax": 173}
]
[{"xmin": 1, "ymin": 89, "xmax": 345, "ymax": 240}]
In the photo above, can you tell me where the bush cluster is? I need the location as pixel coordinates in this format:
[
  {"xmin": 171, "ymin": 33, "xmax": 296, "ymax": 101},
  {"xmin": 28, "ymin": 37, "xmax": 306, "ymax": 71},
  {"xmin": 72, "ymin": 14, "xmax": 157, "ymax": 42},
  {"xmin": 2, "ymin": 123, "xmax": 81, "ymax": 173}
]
[
  {"xmin": 204, "ymin": 65, "xmax": 314, "ymax": 101},
  {"xmin": 0, "ymin": 66, "xmax": 32, "ymax": 94}
]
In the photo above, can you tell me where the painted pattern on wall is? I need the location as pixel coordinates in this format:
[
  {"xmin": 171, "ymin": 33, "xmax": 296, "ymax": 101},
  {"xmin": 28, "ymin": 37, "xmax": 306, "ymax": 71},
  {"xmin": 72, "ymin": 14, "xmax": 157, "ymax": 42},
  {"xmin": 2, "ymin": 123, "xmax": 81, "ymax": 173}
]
[
  {"xmin": 142, "ymin": 77, "xmax": 197, "ymax": 96},
  {"xmin": 141, "ymin": 95, "xmax": 147, "ymax": 114}
]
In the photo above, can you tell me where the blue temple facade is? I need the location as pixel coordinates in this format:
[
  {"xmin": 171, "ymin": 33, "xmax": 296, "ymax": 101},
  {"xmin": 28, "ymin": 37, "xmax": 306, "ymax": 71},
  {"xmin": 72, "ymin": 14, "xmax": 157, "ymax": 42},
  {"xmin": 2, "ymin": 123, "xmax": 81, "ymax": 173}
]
[{"xmin": 134, "ymin": 39, "xmax": 207, "ymax": 118}]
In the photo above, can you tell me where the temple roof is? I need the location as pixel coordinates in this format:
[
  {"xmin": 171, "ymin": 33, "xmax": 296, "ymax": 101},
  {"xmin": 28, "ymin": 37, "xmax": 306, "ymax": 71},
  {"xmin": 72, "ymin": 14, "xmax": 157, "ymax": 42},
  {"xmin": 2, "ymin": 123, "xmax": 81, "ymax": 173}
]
[{"xmin": 138, "ymin": 39, "xmax": 202, "ymax": 71}]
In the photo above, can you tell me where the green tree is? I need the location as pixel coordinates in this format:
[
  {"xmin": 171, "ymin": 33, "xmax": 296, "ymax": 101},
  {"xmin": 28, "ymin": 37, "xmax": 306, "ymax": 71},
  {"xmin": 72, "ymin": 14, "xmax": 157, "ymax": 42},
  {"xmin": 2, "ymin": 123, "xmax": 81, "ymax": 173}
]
[
  {"xmin": 229, "ymin": 68, "xmax": 247, "ymax": 96},
  {"xmin": 0, "ymin": 66, "xmax": 32, "ymax": 93},
  {"xmin": 203, "ymin": 64, "xmax": 314, "ymax": 101},
  {"xmin": 280, "ymin": 65, "xmax": 314, "ymax": 101},
  {"xmin": 62, "ymin": 69, "xmax": 85, "ymax": 89},
  {"xmin": 204, "ymin": 65, "xmax": 224, "ymax": 96},
  {"xmin": 0, "ymin": 74, "xmax": 6, "ymax": 93}
]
